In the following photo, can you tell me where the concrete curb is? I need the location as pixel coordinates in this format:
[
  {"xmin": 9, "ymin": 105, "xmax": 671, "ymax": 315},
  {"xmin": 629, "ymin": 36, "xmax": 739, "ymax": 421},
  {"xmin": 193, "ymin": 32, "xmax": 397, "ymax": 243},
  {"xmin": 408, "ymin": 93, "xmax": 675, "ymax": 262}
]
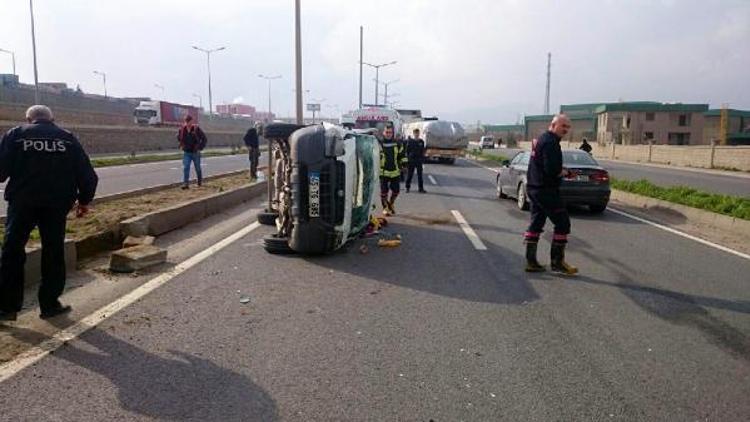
[
  {"xmin": 120, "ymin": 182, "xmax": 266, "ymax": 237},
  {"xmin": 18, "ymin": 176, "xmax": 266, "ymax": 289},
  {"xmin": 611, "ymin": 189, "xmax": 750, "ymax": 237}
]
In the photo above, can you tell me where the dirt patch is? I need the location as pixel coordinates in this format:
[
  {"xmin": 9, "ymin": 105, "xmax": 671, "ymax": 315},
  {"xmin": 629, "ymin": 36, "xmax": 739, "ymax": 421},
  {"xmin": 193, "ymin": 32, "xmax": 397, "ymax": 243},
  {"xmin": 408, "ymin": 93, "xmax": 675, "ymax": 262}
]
[{"xmin": 3, "ymin": 174, "xmax": 253, "ymax": 247}]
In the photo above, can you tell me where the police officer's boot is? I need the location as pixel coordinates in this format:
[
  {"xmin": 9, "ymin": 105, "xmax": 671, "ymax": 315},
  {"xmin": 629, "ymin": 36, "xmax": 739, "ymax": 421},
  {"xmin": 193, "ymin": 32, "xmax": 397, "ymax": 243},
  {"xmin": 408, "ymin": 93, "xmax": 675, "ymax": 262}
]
[
  {"xmin": 524, "ymin": 240, "xmax": 545, "ymax": 272},
  {"xmin": 550, "ymin": 242, "xmax": 578, "ymax": 275},
  {"xmin": 381, "ymin": 197, "xmax": 391, "ymax": 216}
]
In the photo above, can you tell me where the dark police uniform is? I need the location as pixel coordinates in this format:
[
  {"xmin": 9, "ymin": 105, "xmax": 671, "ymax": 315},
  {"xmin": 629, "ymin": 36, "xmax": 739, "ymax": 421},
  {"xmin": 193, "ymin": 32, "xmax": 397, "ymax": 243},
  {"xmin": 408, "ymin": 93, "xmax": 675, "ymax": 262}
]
[
  {"xmin": 0, "ymin": 119, "xmax": 98, "ymax": 314},
  {"xmin": 524, "ymin": 130, "xmax": 570, "ymax": 243},
  {"xmin": 243, "ymin": 127, "xmax": 260, "ymax": 178},
  {"xmin": 405, "ymin": 136, "xmax": 426, "ymax": 192}
]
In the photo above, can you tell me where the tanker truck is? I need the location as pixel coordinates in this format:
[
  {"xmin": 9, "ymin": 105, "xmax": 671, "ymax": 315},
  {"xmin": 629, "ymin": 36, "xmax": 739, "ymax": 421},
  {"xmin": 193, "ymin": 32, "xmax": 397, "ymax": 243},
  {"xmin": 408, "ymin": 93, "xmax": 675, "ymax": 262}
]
[{"xmin": 402, "ymin": 120, "xmax": 467, "ymax": 164}]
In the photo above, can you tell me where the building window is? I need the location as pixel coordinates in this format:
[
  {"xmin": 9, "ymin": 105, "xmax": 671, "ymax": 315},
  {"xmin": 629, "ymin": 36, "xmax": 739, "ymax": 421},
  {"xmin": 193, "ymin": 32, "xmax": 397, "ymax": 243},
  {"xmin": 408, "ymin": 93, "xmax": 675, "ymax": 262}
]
[
  {"xmin": 645, "ymin": 112, "xmax": 655, "ymax": 121},
  {"xmin": 644, "ymin": 131, "xmax": 654, "ymax": 140},
  {"xmin": 678, "ymin": 114, "xmax": 690, "ymax": 126}
]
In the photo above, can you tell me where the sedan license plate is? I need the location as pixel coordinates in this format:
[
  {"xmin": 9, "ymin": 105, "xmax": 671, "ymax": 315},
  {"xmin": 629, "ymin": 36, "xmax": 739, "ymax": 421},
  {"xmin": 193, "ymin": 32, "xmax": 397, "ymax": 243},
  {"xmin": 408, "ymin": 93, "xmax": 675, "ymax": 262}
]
[
  {"xmin": 576, "ymin": 175, "xmax": 589, "ymax": 182},
  {"xmin": 309, "ymin": 172, "xmax": 321, "ymax": 218}
]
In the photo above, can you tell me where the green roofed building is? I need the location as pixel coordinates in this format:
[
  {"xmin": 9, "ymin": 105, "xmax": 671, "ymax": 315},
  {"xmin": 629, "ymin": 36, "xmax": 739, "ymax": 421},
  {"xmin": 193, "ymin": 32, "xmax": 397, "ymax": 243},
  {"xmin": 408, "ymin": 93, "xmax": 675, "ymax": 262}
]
[
  {"xmin": 703, "ymin": 109, "xmax": 750, "ymax": 145},
  {"xmin": 524, "ymin": 115, "xmax": 554, "ymax": 141},
  {"xmin": 594, "ymin": 102, "xmax": 709, "ymax": 145}
]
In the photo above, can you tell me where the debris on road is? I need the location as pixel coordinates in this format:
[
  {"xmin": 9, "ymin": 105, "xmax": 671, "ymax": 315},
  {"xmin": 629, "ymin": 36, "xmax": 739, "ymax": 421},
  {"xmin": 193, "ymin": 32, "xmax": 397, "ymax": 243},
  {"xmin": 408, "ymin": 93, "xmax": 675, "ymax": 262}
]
[
  {"xmin": 239, "ymin": 297, "xmax": 251, "ymax": 304},
  {"xmin": 109, "ymin": 245, "xmax": 167, "ymax": 273},
  {"xmin": 122, "ymin": 235, "xmax": 155, "ymax": 248}
]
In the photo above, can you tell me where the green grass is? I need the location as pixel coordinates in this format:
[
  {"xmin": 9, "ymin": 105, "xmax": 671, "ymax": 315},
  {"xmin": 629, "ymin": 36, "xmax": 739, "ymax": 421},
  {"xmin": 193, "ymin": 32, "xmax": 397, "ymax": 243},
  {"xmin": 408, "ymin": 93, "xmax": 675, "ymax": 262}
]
[
  {"xmin": 611, "ymin": 178, "xmax": 750, "ymax": 221},
  {"xmin": 90, "ymin": 149, "xmax": 243, "ymax": 168},
  {"xmin": 467, "ymin": 149, "xmax": 509, "ymax": 164}
]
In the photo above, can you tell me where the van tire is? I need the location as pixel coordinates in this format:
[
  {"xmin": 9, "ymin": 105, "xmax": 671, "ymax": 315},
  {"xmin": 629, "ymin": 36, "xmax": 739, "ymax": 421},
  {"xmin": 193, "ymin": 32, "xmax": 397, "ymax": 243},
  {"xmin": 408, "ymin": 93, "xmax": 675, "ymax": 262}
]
[
  {"xmin": 257, "ymin": 211, "xmax": 278, "ymax": 226},
  {"xmin": 263, "ymin": 123, "xmax": 306, "ymax": 140},
  {"xmin": 263, "ymin": 235, "xmax": 295, "ymax": 255}
]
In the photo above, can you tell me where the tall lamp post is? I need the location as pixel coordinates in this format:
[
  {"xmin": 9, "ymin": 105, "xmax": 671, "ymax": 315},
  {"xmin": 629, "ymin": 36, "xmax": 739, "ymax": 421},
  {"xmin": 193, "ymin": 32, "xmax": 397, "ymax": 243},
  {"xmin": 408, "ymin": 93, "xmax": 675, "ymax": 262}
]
[
  {"xmin": 192, "ymin": 45, "xmax": 226, "ymax": 118},
  {"xmin": 0, "ymin": 48, "xmax": 16, "ymax": 75},
  {"xmin": 258, "ymin": 74, "xmax": 282, "ymax": 118},
  {"xmin": 294, "ymin": 0, "xmax": 303, "ymax": 124},
  {"xmin": 29, "ymin": 0, "xmax": 40, "ymax": 103},
  {"xmin": 375, "ymin": 78, "xmax": 399, "ymax": 106},
  {"xmin": 93, "ymin": 70, "xmax": 107, "ymax": 98},
  {"xmin": 362, "ymin": 60, "xmax": 396, "ymax": 106},
  {"xmin": 154, "ymin": 83, "xmax": 165, "ymax": 99},
  {"xmin": 192, "ymin": 93, "xmax": 203, "ymax": 110},
  {"xmin": 310, "ymin": 97, "xmax": 325, "ymax": 124}
]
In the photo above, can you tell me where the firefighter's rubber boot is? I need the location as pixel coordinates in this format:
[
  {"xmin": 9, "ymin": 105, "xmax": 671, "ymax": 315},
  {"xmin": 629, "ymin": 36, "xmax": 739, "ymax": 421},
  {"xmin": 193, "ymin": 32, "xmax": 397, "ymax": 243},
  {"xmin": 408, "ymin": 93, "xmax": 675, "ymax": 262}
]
[
  {"xmin": 381, "ymin": 198, "xmax": 391, "ymax": 216},
  {"xmin": 388, "ymin": 197, "xmax": 397, "ymax": 215},
  {"xmin": 550, "ymin": 242, "xmax": 578, "ymax": 275},
  {"xmin": 524, "ymin": 241, "xmax": 546, "ymax": 272}
]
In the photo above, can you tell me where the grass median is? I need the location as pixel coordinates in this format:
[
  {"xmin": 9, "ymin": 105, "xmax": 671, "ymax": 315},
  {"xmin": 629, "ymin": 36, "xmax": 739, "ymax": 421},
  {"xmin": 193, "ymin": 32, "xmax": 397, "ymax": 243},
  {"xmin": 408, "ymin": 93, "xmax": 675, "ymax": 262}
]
[
  {"xmin": 90, "ymin": 148, "xmax": 245, "ymax": 168},
  {"xmin": 467, "ymin": 149, "xmax": 509, "ymax": 164},
  {"xmin": 611, "ymin": 178, "xmax": 750, "ymax": 221}
]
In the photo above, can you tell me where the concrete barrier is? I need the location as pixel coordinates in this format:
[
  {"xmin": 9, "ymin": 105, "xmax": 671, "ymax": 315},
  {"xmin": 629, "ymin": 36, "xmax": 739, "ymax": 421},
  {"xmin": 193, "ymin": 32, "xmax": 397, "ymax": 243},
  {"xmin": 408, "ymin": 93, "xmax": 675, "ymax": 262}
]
[
  {"xmin": 611, "ymin": 190, "xmax": 750, "ymax": 237},
  {"xmin": 120, "ymin": 182, "xmax": 266, "ymax": 237}
]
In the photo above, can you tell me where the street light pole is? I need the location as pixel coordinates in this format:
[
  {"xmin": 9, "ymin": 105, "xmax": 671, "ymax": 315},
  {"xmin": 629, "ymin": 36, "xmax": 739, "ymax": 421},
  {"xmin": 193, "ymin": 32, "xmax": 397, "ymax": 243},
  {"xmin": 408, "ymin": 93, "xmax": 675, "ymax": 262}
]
[
  {"xmin": 311, "ymin": 97, "xmax": 325, "ymax": 124},
  {"xmin": 0, "ymin": 48, "xmax": 16, "ymax": 75},
  {"xmin": 154, "ymin": 83, "xmax": 164, "ymax": 99},
  {"xmin": 375, "ymin": 78, "xmax": 399, "ymax": 107},
  {"xmin": 358, "ymin": 26, "xmax": 363, "ymax": 109},
  {"xmin": 294, "ymin": 0, "xmax": 303, "ymax": 124},
  {"xmin": 192, "ymin": 45, "xmax": 226, "ymax": 118},
  {"xmin": 93, "ymin": 70, "xmax": 107, "ymax": 98},
  {"xmin": 192, "ymin": 93, "xmax": 203, "ymax": 110},
  {"xmin": 258, "ymin": 74, "xmax": 282, "ymax": 119},
  {"xmin": 362, "ymin": 60, "xmax": 396, "ymax": 106},
  {"xmin": 29, "ymin": 0, "xmax": 40, "ymax": 103}
]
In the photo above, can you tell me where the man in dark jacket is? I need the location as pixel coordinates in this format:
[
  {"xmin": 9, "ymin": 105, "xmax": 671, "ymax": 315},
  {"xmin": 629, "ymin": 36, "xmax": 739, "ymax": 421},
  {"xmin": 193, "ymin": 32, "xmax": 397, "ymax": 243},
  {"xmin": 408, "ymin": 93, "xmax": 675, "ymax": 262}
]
[
  {"xmin": 579, "ymin": 137, "xmax": 592, "ymax": 154},
  {"xmin": 177, "ymin": 115, "xmax": 207, "ymax": 189},
  {"xmin": 0, "ymin": 105, "xmax": 98, "ymax": 320},
  {"xmin": 405, "ymin": 128, "xmax": 427, "ymax": 193},
  {"xmin": 523, "ymin": 114, "xmax": 578, "ymax": 275},
  {"xmin": 243, "ymin": 123, "xmax": 261, "ymax": 180}
]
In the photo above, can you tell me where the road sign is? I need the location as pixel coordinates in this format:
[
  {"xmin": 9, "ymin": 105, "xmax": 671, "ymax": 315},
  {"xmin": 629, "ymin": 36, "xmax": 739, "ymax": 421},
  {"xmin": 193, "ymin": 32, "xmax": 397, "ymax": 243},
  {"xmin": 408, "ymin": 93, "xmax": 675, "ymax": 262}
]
[{"xmin": 306, "ymin": 103, "xmax": 321, "ymax": 112}]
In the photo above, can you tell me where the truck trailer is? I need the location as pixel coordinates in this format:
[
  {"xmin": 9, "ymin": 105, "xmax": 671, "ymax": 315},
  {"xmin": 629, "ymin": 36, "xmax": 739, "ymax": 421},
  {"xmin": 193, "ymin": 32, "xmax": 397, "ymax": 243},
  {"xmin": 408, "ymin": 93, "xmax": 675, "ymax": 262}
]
[{"xmin": 133, "ymin": 100, "xmax": 199, "ymax": 126}]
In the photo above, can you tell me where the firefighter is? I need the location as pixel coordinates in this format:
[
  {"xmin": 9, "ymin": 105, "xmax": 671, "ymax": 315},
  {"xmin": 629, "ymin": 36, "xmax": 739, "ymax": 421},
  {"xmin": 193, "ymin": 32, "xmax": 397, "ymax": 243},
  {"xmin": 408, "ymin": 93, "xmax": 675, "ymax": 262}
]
[
  {"xmin": 379, "ymin": 124, "xmax": 407, "ymax": 216},
  {"xmin": 523, "ymin": 114, "xmax": 578, "ymax": 275}
]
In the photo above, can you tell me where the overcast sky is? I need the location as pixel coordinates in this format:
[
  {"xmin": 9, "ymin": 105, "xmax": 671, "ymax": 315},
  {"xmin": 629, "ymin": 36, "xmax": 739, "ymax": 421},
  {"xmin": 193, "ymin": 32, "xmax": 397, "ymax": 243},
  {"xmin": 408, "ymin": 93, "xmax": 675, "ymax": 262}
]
[{"xmin": 1, "ymin": 0, "xmax": 748, "ymax": 123}]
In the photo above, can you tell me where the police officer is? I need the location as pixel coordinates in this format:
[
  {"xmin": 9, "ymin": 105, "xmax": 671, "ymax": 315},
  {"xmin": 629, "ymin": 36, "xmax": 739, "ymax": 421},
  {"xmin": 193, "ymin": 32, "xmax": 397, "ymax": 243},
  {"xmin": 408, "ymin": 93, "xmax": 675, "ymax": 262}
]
[
  {"xmin": 523, "ymin": 114, "xmax": 578, "ymax": 275},
  {"xmin": 379, "ymin": 124, "xmax": 407, "ymax": 216},
  {"xmin": 0, "ymin": 105, "xmax": 98, "ymax": 320},
  {"xmin": 579, "ymin": 137, "xmax": 592, "ymax": 154},
  {"xmin": 243, "ymin": 123, "xmax": 261, "ymax": 180},
  {"xmin": 405, "ymin": 128, "xmax": 427, "ymax": 193}
]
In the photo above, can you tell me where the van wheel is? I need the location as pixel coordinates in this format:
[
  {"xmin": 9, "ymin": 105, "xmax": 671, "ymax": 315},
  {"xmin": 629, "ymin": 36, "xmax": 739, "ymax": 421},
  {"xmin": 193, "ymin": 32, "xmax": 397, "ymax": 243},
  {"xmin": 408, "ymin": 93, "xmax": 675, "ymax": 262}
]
[
  {"xmin": 517, "ymin": 183, "xmax": 529, "ymax": 211},
  {"xmin": 263, "ymin": 235, "xmax": 295, "ymax": 255},
  {"xmin": 257, "ymin": 211, "xmax": 278, "ymax": 226}
]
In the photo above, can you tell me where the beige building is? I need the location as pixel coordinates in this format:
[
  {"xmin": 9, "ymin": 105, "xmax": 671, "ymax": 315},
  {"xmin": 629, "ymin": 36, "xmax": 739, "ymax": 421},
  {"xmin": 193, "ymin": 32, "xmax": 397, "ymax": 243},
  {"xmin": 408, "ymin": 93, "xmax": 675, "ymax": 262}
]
[
  {"xmin": 595, "ymin": 103, "xmax": 709, "ymax": 145},
  {"xmin": 524, "ymin": 115, "xmax": 554, "ymax": 141}
]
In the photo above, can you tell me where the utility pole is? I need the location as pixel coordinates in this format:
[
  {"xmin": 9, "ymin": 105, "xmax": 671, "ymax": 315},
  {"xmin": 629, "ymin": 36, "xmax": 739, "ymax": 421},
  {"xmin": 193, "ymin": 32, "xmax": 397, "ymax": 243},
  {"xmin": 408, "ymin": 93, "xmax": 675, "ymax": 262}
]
[
  {"xmin": 29, "ymin": 0, "xmax": 40, "ymax": 103},
  {"xmin": 544, "ymin": 52, "xmax": 551, "ymax": 115},
  {"xmin": 0, "ymin": 48, "xmax": 16, "ymax": 75},
  {"xmin": 376, "ymin": 79, "xmax": 399, "ymax": 106},
  {"xmin": 363, "ymin": 61, "xmax": 396, "ymax": 106},
  {"xmin": 192, "ymin": 93, "xmax": 203, "ymax": 110},
  {"xmin": 93, "ymin": 70, "xmax": 107, "ymax": 98},
  {"xmin": 294, "ymin": 0, "xmax": 303, "ymax": 124},
  {"xmin": 258, "ymin": 74, "xmax": 282, "ymax": 117},
  {"xmin": 192, "ymin": 45, "xmax": 226, "ymax": 118},
  {"xmin": 362, "ymin": 26, "xmax": 364, "ymax": 108}
]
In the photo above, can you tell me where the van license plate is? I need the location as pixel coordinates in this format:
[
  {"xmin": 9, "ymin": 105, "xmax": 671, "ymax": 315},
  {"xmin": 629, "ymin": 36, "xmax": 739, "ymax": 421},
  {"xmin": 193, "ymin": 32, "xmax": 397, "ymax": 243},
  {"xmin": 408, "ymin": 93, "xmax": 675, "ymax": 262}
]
[{"xmin": 309, "ymin": 172, "xmax": 321, "ymax": 217}]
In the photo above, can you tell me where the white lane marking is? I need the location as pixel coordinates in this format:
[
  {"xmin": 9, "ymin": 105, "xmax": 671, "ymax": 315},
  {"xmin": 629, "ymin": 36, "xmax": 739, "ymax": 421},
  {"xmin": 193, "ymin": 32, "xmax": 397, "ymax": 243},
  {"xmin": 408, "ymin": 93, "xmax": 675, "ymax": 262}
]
[
  {"xmin": 0, "ymin": 221, "xmax": 262, "ymax": 383},
  {"xmin": 428, "ymin": 175, "xmax": 438, "ymax": 185},
  {"xmin": 451, "ymin": 210, "xmax": 487, "ymax": 251},
  {"xmin": 464, "ymin": 159, "xmax": 750, "ymax": 261},
  {"xmin": 169, "ymin": 167, "xmax": 179, "ymax": 170},
  {"xmin": 607, "ymin": 208, "xmax": 750, "ymax": 261}
]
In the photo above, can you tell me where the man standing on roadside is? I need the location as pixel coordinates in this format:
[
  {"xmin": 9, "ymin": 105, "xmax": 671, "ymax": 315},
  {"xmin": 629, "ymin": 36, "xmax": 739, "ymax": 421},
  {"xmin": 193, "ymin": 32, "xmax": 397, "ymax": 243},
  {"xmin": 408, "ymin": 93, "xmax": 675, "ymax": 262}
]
[
  {"xmin": 379, "ymin": 124, "xmax": 407, "ymax": 216},
  {"xmin": 579, "ymin": 137, "xmax": 592, "ymax": 154},
  {"xmin": 243, "ymin": 123, "xmax": 261, "ymax": 181},
  {"xmin": 405, "ymin": 128, "xmax": 427, "ymax": 193},
  {"xmin": 0, "ymin": 105, "xmax": 98, "ymax": 320},
  {"xmin": 177, "ymin": 115, "xmax": 207, "ymax": 189},
  {"xmin": 523, "ymin": 114, "xmax": 578, "ymax": 275}
]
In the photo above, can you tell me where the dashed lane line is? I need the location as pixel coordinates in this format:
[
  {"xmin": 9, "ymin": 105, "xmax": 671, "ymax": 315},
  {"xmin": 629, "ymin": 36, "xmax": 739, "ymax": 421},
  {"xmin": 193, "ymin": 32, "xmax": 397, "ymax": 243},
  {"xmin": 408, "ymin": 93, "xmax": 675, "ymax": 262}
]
[
  {"xmin": 451, "ymin": 210, "xmax": 488, "ymax": 251},
  {"xmin": 462, "ymin": 158, "xmax": 750, "ymax": 262},
  {"xmin": 0, "ymin": 221, "xmax": 262, "ymax": 383},
  {"xmin": 428, "ymin": 175, "xmax": 438, "ymax": 185}
]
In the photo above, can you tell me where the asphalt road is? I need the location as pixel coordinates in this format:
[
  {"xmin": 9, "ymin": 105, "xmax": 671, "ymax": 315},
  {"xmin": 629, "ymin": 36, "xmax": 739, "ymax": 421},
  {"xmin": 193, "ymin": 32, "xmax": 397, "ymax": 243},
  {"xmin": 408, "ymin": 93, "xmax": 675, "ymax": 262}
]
[
  {"xmin": 0, "ymin": 159, "xmax": 748, "ymax": 420},
  {"xmin": 0, "ymin": 152, "xmax": 261, "ymax": 216},
  {"xmin": 484, "ymin": 147, "xmax": 750, "ymax": 198}
]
